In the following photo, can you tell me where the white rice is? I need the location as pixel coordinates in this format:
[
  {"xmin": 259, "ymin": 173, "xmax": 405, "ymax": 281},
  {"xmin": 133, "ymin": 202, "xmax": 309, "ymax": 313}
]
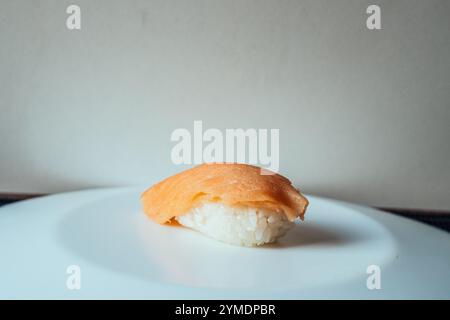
[{"xmin": 175, "ymin": 202, "xmax": 294, "ymax": 247}]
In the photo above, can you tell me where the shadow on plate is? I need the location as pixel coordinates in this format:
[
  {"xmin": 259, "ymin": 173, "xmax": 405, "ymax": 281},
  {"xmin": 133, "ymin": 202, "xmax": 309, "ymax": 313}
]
[{"xmin": 264, "ymin": 223, "xmax": 362, "ymax": 249}]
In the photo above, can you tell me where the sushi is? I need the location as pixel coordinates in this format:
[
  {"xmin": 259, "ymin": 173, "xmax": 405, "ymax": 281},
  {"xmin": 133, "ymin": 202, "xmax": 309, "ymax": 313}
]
[{"xmin": 141, "ymin": 163, "xmax": 308, "ymax": 246}]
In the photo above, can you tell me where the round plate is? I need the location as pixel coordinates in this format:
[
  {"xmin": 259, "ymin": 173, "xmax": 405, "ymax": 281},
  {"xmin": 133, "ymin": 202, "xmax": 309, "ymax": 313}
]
[{"xmin": 0, "ymin": 187, "xmax": 449, "ymax": 299}]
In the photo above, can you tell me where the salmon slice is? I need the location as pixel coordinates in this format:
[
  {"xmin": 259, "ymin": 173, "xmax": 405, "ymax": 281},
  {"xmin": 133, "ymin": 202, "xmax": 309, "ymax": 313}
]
[{"xmin": 141, "ymin": 163, "xmax": 309, "ymax": 224}]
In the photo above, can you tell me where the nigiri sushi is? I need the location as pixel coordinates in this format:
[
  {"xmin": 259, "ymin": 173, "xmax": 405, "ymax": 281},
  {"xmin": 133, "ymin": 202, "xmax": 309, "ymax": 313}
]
[{"xmin": 140, "ymin": 163, "xmax": 308, "ymax": 247}]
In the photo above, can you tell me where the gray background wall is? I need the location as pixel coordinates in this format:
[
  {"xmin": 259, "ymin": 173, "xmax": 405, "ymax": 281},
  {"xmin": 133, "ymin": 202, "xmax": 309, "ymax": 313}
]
[{"xmin": 1, "ymin": 0, "xmax": 449, "ymax": 209}]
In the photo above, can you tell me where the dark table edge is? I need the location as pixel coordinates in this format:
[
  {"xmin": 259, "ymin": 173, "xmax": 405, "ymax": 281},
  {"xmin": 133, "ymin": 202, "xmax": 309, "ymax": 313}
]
[
  {"xmin": 1, "ymin": 193, "xmax": 449, "ymax": 233},
  {"xmin": 2, "ymin": 193, "xmax": 449, "ymax": 213}
]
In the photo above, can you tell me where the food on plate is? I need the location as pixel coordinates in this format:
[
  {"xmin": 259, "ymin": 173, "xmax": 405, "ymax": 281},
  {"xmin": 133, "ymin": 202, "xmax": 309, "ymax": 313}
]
[{"xmin": 141, "ymin": 163, "xmax": 308, "ymax": 246}]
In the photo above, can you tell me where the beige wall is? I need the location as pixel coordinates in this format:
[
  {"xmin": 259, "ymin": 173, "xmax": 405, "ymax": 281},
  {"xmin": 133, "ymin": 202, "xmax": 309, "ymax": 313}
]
[{"xmin": 1, "ymin": 0, "xmax": 449, "ymax": 209}]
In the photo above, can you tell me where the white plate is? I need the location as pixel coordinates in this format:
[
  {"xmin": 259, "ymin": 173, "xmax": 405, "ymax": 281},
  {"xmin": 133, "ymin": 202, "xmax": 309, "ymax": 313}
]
[{"xmin": 0, "ymin": 187, "xmax": 449, "ymax": 299}]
